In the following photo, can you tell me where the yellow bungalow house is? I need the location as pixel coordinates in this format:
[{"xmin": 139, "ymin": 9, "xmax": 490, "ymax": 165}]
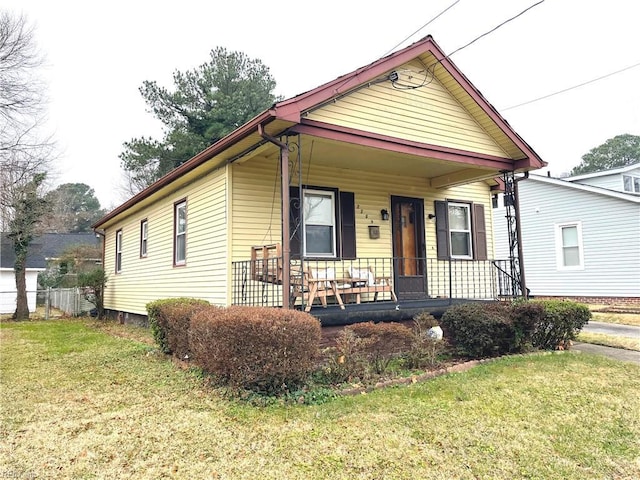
[{"xmin": 93, "ymin": 35, "xmax": 545, "ymax": 325}]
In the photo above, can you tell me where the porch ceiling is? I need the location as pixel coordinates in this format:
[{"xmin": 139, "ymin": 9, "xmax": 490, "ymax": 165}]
[{"xmin": 252, "ymin": 134, "xmax": 504, "ymax": 188}]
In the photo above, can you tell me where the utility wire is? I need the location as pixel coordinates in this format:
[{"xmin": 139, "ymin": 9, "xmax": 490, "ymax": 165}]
[
  {"xmin": 427, "ymin": 0, "xmax": 545, "ymax": 71},
  {"xmin": 501, "ymin": 61, "xmax": 640, "ymax": 111},
  {"xmin": 335, "ymin": 0, "xmax": 460, "ymax": 94},
  {"xmin": 381, "ymin": 0, "xmax": 461, "ymax": 58},
  {"xmin": 446, "ymin": 0, "xmax": 545, "ymax": 58}
]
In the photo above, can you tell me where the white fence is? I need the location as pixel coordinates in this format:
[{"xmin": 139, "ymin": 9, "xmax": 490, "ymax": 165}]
[
  {"xmin": 47, "ymin": 288, "xmax": 94, "ymax": 316},
  {"xmin": 1, "ymin": 288, "xmax": 95, "ymax": 317}
]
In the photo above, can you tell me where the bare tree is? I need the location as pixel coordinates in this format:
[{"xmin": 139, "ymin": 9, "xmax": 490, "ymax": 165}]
[
  {"xmin": 0, "ymin": 12, "xmax": 44, "ymax": 153},
  {"xmin": 0, "ymin": 11, "xmax": 55, "ymax": 319}
]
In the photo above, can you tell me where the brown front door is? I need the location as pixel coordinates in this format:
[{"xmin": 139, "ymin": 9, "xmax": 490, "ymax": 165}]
[{"xmin": 392, "ymin": 196, "xmax": 427, "ymax": 300}]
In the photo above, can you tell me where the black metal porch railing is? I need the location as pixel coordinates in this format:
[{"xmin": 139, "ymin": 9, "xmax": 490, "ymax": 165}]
[{"xmin": 231, "ymin": 256, "xmax": 522, "ymax": 309}]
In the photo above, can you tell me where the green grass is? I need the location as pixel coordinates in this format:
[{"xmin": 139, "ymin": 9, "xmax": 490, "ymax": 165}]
[{"xmin": 1, "ymin": 319, "xmax": 640, "ymax": 479}]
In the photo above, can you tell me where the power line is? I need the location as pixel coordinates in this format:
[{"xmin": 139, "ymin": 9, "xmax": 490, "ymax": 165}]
[
  {"xmin": 501, "ymin": 61, "xmax": 640, "ymax": 111},
  {"xmin": 381, "ymin": 0, "xmax": 461, "ymax": 58},
  {"xmin": 446, "ymin": 0, "xmax": 545, "ymax": 59},
  {"xmin": 335, "ymin": 0, "xmax": 461, "ymax": 94}
]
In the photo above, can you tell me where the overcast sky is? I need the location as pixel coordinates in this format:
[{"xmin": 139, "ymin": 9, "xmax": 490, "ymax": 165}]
[{"xmin": 5, "ymin": 0, "xmax": 639, "ymax": 209}]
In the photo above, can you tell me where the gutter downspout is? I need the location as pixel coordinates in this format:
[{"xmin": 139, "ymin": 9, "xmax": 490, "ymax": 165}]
[{"xmin": 258, "ymin": 123, "xmax": 291, "ymax": 309}]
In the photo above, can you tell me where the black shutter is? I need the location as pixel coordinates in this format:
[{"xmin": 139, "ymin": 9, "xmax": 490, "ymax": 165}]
[
  {"xmin": 435, "ymin": 200, "xmax": 449, "ymax": 260},
  {"xmin": 289, "ymin": 186, "xmax": 301, "ymax": 259},
  {"xmin": 340, "ymin": 191, "xmax": 356, "ymax": 259},
  {"xmin": 473, "ymin": 203, "xmax": 487, "ymax": 260}
]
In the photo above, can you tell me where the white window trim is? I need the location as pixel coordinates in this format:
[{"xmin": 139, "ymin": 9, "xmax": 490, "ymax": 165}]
[
  {"xmin": 115, "ymin": 230, "xmax": 123, "ymax": 273},
  {"xmin": 140, "ymin": 220, "xmax": 148, "ymax": 258},
  {"xmin": 448, "ymin": 202, "xmax": 473, "ymax": 260},
  {"xmin": 622, "ymin": 174, "xmax": 640, "ymax": 193},
  {"xmin": 174, "ymin": 201, "xmax": 187, "ymax": 266},
  {"xmin": 302, "ymin": 188, "xmax": 337, "ymax": 258},
  {"xmin": 555, "ymin": 222, "xmax": 585, "ymax": 271}
]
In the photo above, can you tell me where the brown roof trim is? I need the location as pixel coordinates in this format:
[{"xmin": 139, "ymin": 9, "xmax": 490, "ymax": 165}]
[
  {"xmin": 275, "ymin": 35, "xmax": 545, "ymax": 170},
  {"xmin": 93, "ymin": 110, "xmax": 275, "ymax": 228},
  {"xmin": 291, "ymin": 120, "xmax": 517, "ymax": 170}
]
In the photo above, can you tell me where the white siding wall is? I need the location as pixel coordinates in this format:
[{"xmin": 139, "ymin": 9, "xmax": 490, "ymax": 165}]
[
  {"xmin": 0, "ymin": 269, "xmax": 41, "ymax": 314},
  {"xmin": 571, "ymin": 166, "xmax": 640, "ymax": 192},
  {"xmin": 493, "ymin": 179, "xmax": 640, "ymax": 297}
]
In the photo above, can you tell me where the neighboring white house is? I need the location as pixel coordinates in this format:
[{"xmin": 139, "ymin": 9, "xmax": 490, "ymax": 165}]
[
  {"xmin": 0, "ymin": 234, "xmax": 45, "ymax": 314},
  {"xmin": 493, "ymin": 163, "xmax": 640, "ymax": 304},
  {"xmin": 0, "ymin": 233, "xmax": 101, "ymax": 314}
]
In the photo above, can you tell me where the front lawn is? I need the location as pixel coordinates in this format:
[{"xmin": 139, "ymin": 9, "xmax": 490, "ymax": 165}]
[{"xmin": 1, "ymin": 319, "xmax": 639, "ymax": 479}]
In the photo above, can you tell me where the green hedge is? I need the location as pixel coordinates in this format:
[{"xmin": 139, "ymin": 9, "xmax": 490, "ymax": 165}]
[
  {"xmin": 530, "ymin": 300, "xmax": 591, "ymax": 349},
  {"xmin": 440, "ymin": 300, "xmax": 591, "ymax": 358},
  {"xmin": 440, "ymin": 302, "xmax": 515, "ymax": 358}
]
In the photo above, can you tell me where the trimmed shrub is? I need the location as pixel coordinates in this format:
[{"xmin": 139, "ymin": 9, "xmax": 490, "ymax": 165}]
[
  {"xmin": 530, "ymin": 300, "xmax": 591, "ymax": 350},
  {"xmin": 346, "ymin": 322, "xmax": 413, "ymax": 374},
  {"xmin": 405, "ymin": 312, "xmax": 446, "ymax": 369},
  {"xmin": 189, "ymin": 306, "xmax": 321, "ymax": 393},
  {"xmin": 511, "ymin": 300, "xmax": 546, "ymax": 351},
  {"xmin": 146, "ymin": 298, "xmax": 211, "ymax": 357},
  {"xmin": 439, "ymin": 302, "xmax": 515, "ymax": 358}
]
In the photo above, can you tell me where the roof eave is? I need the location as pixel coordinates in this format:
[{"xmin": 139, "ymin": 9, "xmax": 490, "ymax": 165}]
[{"xmin": 92, "ymin": 109, "xmax": 276, "ymax": 229}]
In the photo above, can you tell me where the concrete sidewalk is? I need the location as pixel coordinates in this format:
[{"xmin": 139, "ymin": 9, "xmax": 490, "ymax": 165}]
[
  {"xmin": 582, "ymin": 321, "xmax": 640, "ymax": 339},
  {"xmin": 573, "ymin": 342, "xmax": 640, "ymax": 365}
]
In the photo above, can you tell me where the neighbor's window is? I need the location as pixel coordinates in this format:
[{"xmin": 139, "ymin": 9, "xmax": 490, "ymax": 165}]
[
  {"xmin": 448, "ymin": 202, "xmax": 472, "ymax": 258},
  {"xmin": 303, "ymin": 188, "xmax": 336, "ymax": 257},
  {"xmin": 140, "ymin": 219, "xmax": 148, "ymax": 257},
  {"xmin": 622, "ymin": 174, "xmax": 640, "ymax": 193},
  {"xmin": 174, "ymin": 200, "xmax": 187, "ymax": 265},
  {"xmin": 556, "ymin": 223, "xmax": 584, "ymax": 269},
  {"xmin": 115, "ymin": 229, "xmax": 123, "ymax": 273}
]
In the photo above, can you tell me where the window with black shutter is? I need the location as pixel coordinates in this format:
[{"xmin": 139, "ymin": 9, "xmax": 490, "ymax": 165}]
[
  {"xmin": 435, "ymin": 200, "xmax": 487, "ymax": 260},
  {"xmin": 289, "ymin": 186, "xmax": 356, "ymax": 259}
]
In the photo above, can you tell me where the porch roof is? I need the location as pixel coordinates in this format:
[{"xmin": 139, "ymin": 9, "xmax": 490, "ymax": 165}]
[{"xmin": 94, "ymin": 35, "xmax": 545, "ymax": 230}]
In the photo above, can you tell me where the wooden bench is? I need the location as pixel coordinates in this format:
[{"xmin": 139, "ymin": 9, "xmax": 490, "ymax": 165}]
[
  {"xmin": 290, "ymin": 266, "xmax": 345, "ymax": 312},
  {"xmin": 341, "ymin": 266, "xmax": 398, "ymax": 304}
]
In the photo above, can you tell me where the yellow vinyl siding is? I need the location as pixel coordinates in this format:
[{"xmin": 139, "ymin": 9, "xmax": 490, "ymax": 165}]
[
  {"xmin": 231, "ymin": 159, "xmax": 494, "ymax": 265},
  {"xmin": 305, "ymin": 60, "xmax": 509, "ymax": 158},
  {"xmin": 103, "ymin": 167, "xmax": 228, "ymax": 315}
]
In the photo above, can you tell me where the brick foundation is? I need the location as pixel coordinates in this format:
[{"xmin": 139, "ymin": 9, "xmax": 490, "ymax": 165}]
[{"xmin": 532, "ymin": 296, "xmax": 640, "ymax": 308}]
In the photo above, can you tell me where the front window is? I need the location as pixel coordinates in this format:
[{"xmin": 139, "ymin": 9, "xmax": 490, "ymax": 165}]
[
  {"xmin": 623, "ymin": 174, "xmax": 640, "ymax": 193},
  {"xmin": 556, "ymin": 223, "xmax": 584, "ymax": 269},
  {"xmin": 448, "ymin": 202, "xmax": 472, "ymax": 258},
  {"xmin": 174, "ymin": 201, "xmax": 186, "ymax": 265},
  {"xmin": 303, "ymin": 189, "xmax": 336, "ymax": 257},
  {"xmin": 115, "ymin": 229, "xmax": 122, "ymax": 273}
]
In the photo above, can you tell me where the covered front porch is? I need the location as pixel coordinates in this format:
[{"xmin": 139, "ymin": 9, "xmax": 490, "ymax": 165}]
[{"xmin": 231, "ymin": 250, "xmax": 517, "ymax": 325}]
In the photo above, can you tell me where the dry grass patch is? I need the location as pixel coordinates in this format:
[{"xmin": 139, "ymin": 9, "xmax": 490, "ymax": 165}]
[
  {"xmin": 592, "ymin": 311, "xmax": 640, "ymax": 327},
  {"xmin": 1, "ymin": 319, "xmax": 639, "ymax": 479},
  {"xmin": 578, "ymin": 331, "xmax": 640, "ymax": 351}
]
